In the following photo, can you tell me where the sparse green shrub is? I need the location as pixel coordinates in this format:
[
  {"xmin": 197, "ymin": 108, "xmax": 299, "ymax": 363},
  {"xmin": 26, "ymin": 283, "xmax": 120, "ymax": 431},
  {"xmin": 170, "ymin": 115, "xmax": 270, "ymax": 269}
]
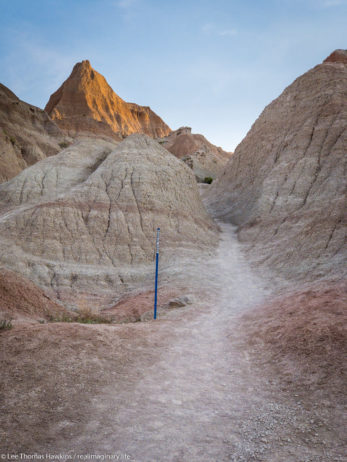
[
  {"xmin": 59, "ymin": 141, "xmax": 69, "ymax": 149},
  {"xmin": 0, "ymin": 319, "xmax": 12, "ymax": 331},
  {"xmin": 2, "ymin": 130, "xmax": 17, "ymax": 146},
  {"xmin": 204, "ymin": 176, "xmax": 213, "ymax": 184}
]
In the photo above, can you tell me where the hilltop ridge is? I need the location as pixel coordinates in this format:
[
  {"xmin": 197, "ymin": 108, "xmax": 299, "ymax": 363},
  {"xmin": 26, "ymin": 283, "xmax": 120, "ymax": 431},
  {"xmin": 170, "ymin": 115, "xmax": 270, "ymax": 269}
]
[{"xmin": 45, "ymin": 60, "xmax": 171, "ymax": 140}]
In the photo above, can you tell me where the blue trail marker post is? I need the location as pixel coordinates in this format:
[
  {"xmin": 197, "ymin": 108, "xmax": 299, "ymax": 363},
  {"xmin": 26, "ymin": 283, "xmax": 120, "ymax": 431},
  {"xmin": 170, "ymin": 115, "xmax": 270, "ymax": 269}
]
[{"xmin": 154, "ymin": 227, "xmax": 160, "ymax": 320}]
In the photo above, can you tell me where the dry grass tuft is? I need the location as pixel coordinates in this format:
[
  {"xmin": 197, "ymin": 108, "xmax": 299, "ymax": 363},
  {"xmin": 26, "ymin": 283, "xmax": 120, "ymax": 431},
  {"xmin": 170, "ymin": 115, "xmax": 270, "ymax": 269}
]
[
  {"xmin": 74, "ymin": 305, "xmax": 112, "ymax": 324},
  {"xmin": 47, "ymin": 297, "xmax": 112, "ymax": 324},
  {"xmin": 48, "ymin": 306, "xmax": 112, "ymax": 324}
]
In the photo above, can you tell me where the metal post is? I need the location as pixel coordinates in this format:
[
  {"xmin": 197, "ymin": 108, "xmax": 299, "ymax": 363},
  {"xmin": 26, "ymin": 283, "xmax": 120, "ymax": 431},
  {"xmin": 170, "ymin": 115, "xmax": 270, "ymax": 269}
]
[{"xmin": 154, "ymin": 227, "xmax": 160, "ymax": 319}]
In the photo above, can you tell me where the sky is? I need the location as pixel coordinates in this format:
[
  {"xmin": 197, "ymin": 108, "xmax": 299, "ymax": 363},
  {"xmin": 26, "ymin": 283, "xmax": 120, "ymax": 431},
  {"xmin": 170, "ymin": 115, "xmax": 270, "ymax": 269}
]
[{"xmin": 0, "ymin": 0, "xmax": 346, "ymax": 151}]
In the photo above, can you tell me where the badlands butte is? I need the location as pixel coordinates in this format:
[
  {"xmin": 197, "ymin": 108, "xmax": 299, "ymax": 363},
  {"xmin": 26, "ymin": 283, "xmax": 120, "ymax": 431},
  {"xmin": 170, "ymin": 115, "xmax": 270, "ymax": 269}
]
[{"xmin": 0, "ymin": 51, "xmax": 346, "ymax": 461}]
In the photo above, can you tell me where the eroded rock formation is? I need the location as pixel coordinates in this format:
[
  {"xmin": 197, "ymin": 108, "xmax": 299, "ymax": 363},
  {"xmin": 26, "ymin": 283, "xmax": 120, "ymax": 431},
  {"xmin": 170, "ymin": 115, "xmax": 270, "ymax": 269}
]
[
  {"xmin": 0, "ymin": 84, "xmax": 66, "ymax": 182},
  {"xmin": 206, "ymin": 50, "xmax": 347, "ymax": 283},
  {"xmin": 158, "ymin": 127, "xmax": 231, "ymax": 181},
  {"xmin": 0, "ymin": 134, "xmax": 217, "ymax": 310},
  {"xmin": 45, "ymin": 60, "xmax": 171, "ymax": 140}
]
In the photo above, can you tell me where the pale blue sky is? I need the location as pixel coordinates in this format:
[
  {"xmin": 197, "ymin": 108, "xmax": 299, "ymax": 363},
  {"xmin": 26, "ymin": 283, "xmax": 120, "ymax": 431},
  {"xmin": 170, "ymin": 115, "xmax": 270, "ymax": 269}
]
[{"xmin": 0, "ymin": 0, "xmax": 346, "ymax": 151}]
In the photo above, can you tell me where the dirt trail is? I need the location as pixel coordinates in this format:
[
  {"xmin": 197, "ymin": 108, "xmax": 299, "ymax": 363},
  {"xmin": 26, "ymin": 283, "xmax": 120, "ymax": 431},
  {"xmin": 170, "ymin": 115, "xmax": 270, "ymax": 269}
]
[
  {"xmin": 2, "ymin": 224, "xmax": 344, "ymax": 461},
  {"xmin": 84, "ymin": 224, "xmax": 272, "ymax": 459},
  {"xmin": 42, "ymin": 224, "xmax": 337, "ymax": 462}
]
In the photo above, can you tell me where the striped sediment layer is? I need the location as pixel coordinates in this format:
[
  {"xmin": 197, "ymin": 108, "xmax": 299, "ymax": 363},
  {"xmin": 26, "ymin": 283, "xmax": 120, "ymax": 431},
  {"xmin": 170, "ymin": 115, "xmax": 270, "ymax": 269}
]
[{"xmin": 0, "ymin": 134, "xmax": 217, "ymax": 311}]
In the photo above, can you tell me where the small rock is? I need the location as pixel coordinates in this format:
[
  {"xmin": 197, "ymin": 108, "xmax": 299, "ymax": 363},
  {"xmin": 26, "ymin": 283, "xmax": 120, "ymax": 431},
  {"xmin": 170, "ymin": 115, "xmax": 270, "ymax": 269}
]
[{"xmin": 168, "ymin": 296, "xmax": 192, "ymax": 308}]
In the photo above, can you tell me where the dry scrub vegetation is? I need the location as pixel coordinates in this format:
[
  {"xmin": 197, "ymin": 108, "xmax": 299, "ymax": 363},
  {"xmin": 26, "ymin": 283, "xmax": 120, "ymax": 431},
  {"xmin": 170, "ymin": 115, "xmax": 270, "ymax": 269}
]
[{"xmin": 48, "ymin": 305, "xmax": 112, "ymax": 324}]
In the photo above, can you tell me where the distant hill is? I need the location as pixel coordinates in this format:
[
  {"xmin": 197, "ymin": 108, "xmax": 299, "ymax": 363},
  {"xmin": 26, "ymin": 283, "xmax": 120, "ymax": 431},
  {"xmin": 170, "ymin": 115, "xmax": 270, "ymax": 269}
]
[{"xmin": 158, "ymin": 127, "xmax": 232, "ymax": 182}]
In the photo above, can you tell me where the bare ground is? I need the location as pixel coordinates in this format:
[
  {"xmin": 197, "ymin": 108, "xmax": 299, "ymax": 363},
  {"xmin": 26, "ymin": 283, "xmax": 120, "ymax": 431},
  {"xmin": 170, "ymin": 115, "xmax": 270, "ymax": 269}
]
[{"xmin": 0, "ymin": 223, "xmax": 346, "ymax": 461}]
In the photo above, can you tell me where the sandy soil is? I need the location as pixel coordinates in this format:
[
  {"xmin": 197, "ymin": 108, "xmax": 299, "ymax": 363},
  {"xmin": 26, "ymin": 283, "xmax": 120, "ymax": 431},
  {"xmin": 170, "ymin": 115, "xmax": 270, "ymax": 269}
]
[{"xmin": 0, "ymin": 223, "xmax": 345, "ymax": 461}]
